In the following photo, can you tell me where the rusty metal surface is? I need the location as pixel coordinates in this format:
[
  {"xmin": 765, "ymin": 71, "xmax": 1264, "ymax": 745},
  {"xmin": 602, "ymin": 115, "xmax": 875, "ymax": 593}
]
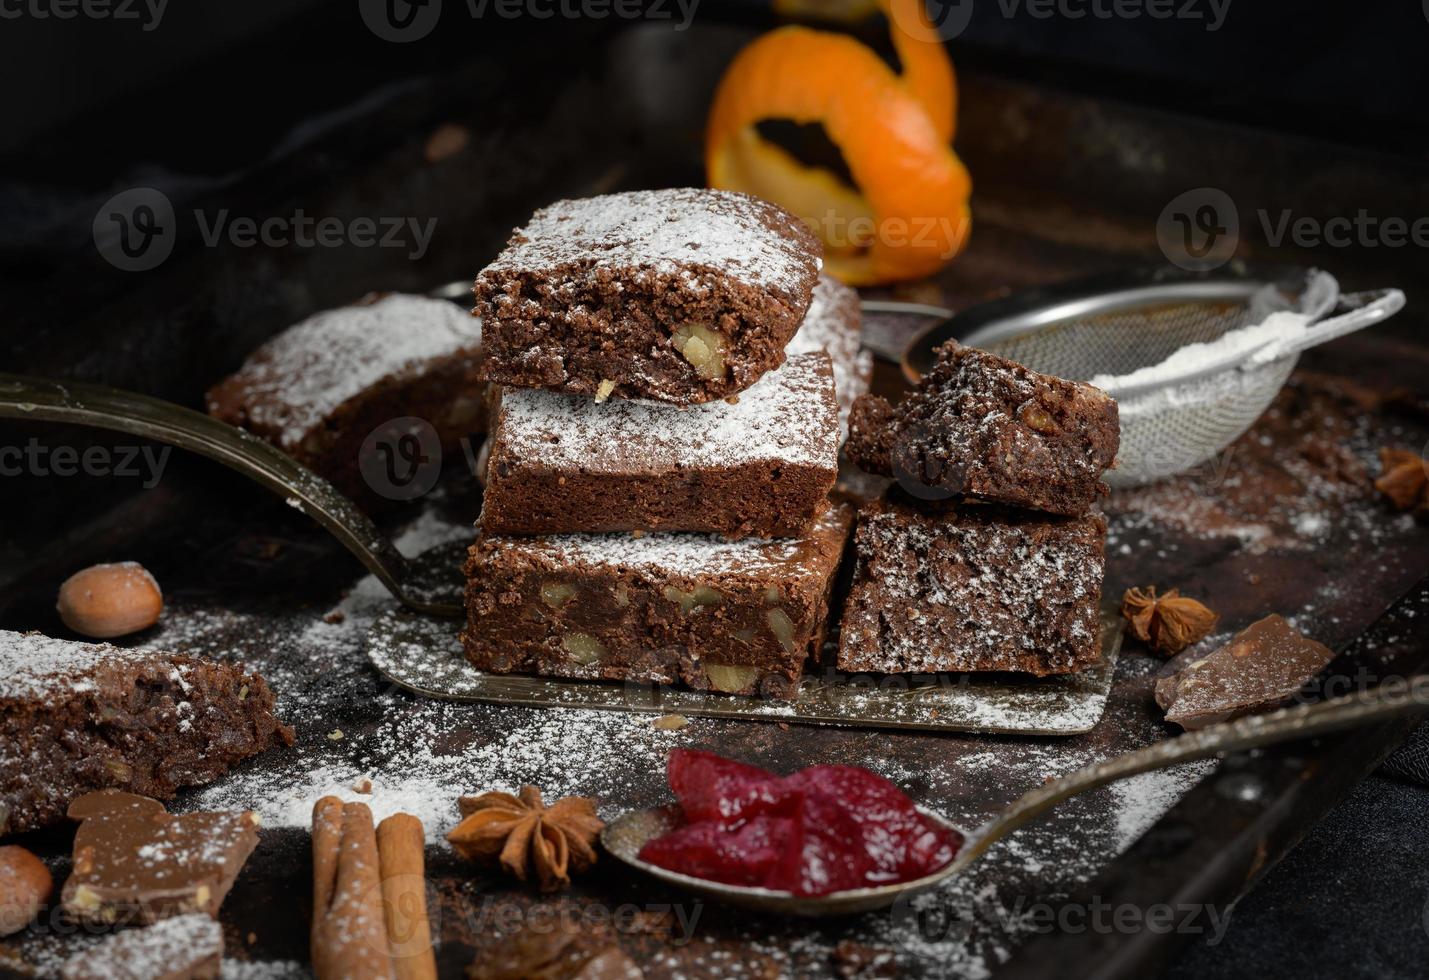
[{"xmin": 2, "ymin": 18, "xmax": 1428, "ymax": 979}]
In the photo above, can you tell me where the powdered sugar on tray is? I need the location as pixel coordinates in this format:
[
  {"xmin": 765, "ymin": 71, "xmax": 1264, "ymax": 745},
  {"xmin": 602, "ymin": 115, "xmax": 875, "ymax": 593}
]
[
  {"xmin": 1089, "ymin": 311, "xmax": 1309, "ymax": 393},
  {"xmin": 207, "ymin": 293, "xmax": 481, "ymax": 450},
  {"xmin": 496, "ymin": 352, "xmax": 839, "ymax": 471},
  {"xmin": 478, "ymin": 188, "xmax": 817, "ymax": 294}
]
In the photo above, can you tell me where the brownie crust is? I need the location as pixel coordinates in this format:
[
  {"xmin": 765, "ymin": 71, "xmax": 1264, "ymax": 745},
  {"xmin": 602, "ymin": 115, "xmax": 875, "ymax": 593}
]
[
  {"xmin": 474, "ymin": 189, "xmax": 823, "ymax": 406},
  {"xmin": 206, "ymin": 293, "xmax": 485, "ymax": 504},
  {"xmin": 846, "ymin": 341, "xmax": 1119, "ymax": 516},
  {"xmin": 480, "ymin": 353, "xmax": 840, "ymax": 538},
  {"xmin": 461, "ymin": 504, "xmax": 853, "ymax": 699},
  {"xmin": 0, "ymin": 632, "xmax": 293, "ymax": 835},
  {"xmin": 838, "ymin": 493, "xmax": 1106, "ymax": 676}
]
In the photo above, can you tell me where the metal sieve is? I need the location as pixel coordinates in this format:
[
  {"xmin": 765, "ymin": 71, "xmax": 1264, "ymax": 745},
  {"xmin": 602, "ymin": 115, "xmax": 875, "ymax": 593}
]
[{"xmin": 880, "ymin": 266, "xmax": 1405, "ymax": 485}]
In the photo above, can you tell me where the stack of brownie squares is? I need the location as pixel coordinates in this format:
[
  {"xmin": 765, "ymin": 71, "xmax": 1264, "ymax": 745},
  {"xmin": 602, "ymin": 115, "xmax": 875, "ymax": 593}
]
[
  {"xmin": 838, "ymin": 341, "xmax": 1121, "ymax": 677},
  {"xmin": 463, "ymin": 188, "xmax": 872, "ymax": 698}
]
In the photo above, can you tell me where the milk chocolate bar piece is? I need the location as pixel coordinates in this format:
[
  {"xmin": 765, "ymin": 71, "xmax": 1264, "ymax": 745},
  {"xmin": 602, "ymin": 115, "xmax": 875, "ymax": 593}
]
[
  {"xmin": 62, "ymin": 791, "xmax": 260, "ymax": 926},
  {"xmin": 846, "ymin": 341, "xmax": 1119, "ymax": 516},
  {"xmin": 61, "ymin": 913, "xmax": 224, "ymax": 980},
  {"xmin": 1155, "ymin": 614, "xmax": 1335, "ymax": 730},
  {"xmin": 474, "ymin": 188, "xmax": 822, "ymax": 405},
  {"xmin": 480, "ymin": 353, "xmax": 840, "ymax": 538}
]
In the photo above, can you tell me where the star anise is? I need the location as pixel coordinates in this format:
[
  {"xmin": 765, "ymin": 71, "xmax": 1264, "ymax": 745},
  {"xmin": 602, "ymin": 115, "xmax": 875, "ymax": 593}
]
[
  {"xmin": 1374, "ymin": 447, "xmax": 1429, "ymax": 512},
  {"xmin": 446, "ymin": 786, "xmax": 603, "ymax": 892},
  {"xmin": 1121, "ymin": 586, "xmax": 1219, "ymax": 655}
]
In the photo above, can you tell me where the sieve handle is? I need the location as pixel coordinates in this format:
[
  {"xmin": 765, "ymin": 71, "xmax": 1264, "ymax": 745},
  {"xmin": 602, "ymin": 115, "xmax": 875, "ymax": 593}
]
[{"xmin": 1283, "ymin": 288, "xmax": 1404, "ymax": 356}]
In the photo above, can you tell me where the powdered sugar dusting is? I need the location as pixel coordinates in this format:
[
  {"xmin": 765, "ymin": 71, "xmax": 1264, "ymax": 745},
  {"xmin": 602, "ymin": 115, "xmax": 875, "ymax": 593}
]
[
  {"xmin": 495, "ymin": 352, "xmax": 839, "ymax": 471},
  {"xmin": 58, "ymin": 913, "xmax": 221, "ymax": 979},
  {"xmin": 1090, "ymin": 311, "xmax": 1309, "ymax": 393},
  {"xmin": 209, "ymin": 294, "xmax": 481, "ymax": 449},
  {"xmin": 786, "ymin": 274, "xmax": 870, "ymax": 438},
  {"xmin": 480, "ymin": 188, "xmax": 817, "ymax": 293},
  {"xmin": 0, "ymin": 630, "xmax": 190, "ymax": 701},
  {"xmin": 484, "ymin": 502, "xmax": 847, "ymax": 578}
]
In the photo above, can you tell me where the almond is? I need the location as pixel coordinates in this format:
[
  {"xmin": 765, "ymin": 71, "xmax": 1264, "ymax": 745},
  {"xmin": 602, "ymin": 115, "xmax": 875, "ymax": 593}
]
[
  {"xmin": 57, "ymin": 562, "xmax": 163, "ymax": 639},
  {"xmin": 0, "ymin": 845, "xmax": 51, "ymax": 936}
]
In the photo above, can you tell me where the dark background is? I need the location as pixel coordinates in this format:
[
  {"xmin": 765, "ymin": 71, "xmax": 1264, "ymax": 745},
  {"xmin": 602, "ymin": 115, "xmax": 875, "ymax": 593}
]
[{"xmin": 2, "ymin": 2, "xmax": 1427, "ymax": 977}]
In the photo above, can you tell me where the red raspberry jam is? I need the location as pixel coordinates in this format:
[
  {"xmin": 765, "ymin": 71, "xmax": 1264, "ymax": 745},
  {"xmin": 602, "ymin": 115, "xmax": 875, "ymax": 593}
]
[{"xmin": 639, "ymin": 749, "xmax": 962, "ymax": 896}]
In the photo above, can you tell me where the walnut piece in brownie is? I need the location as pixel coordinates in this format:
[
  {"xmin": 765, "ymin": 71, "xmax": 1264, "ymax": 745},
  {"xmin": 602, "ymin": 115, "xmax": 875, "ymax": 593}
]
[
  {"xmin": 61, "ymin": 912, "xmax": 223, "ymax": 980},
  {"xmin": 206, "ymin": 293, "xmax": 484, "ymax": 502},
  {"xmin": 480, "ymin": 352, "xmax": 840, "ymax": 538},
  {"xmin": 785, "ymin": 273, "xmax": 872, "ymax": 441},
  {"xmin": 462, "ymin": 504, "xmax": 853, "ymax": 698},
  {"xmin": 838, "ymin": 493, "xmax": 1106, "ymax": 676},
  {"xmin": 62, "ymin": 791, "xmax": 259, "ymax": 926},
  {"xmin": 0, "ymin": 631, "xmax": 293, "ymax": 835},
  {"xmin": 474, "ymin": 188, "xmax": 823, "ymax": 406},
  {"xmin": 847, "ymin": 341, "xmax": 1119, "ymax": 516}
]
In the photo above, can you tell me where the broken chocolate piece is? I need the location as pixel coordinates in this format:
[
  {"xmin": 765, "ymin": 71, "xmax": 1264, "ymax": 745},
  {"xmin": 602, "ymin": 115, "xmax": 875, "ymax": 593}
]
[
  {"xmin": 60, "ymin": 913, "xmax": 224, "ymax": 980},
  {"xmin": 1154, "ymin": 614, "xmax": 1335, "ymax": 730},
  {"xmin": 61, "ymin": 791, "xmax": 260, "ymax": 926}
]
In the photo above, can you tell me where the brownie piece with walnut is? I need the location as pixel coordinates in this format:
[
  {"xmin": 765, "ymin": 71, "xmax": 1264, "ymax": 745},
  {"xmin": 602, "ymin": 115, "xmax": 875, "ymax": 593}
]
[
  {"xmin": 0, "ymin": 631, "xmax": 293, "ymax": 835},
  {"xmin": 207, "ymin": 293, "xmax": 485, "ymax": 502},
  {"xmin": 847, "ymin": 341, "xmax": 1119, "ymax": 516},
  {"xmin": 473, "ymin": 188, "xmax": 822, "ymax": 406},
  {"xmin": 838, "ymin": 493, "xmax": 1106, "ymax": 676},
  {"xmin": 462, "ymin": 504, "xmax": 853, "ymax": 699},
  {"xmin": 480, "ymin": 352, "xmax": 840, "ymax": 538}
]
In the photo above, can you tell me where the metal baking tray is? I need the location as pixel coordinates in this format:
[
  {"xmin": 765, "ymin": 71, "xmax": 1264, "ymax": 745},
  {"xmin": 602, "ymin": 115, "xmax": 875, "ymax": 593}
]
[{"xmin": 366, "ymin": 605, "xmax": 1123, "ymax": 735}]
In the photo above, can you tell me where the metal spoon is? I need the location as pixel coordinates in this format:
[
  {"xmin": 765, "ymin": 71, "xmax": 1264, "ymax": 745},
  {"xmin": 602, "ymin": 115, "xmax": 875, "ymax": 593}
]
[{"xmin": 601, "ymin": 679, "xmax": 1429, "ymax": 917}]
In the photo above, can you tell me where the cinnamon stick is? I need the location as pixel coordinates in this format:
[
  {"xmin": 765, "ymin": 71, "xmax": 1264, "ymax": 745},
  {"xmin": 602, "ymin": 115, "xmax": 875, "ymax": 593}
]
[
  {"xmin": 376, "ymin": 814, "xmax": 437, "ymax": 980},
  {"xmin": 311, "ymin": 797, "xmax": 395, "ymax": 980}
]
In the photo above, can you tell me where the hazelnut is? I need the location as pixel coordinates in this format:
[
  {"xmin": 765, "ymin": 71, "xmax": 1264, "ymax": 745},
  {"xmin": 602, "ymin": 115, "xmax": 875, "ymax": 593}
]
[
  {"xmin": 562, "ymin": 632, "xmax": 606, "ymax": 665},
  {"xmin": 1018, "ymin": 400, "xmax": 1059, "ymax": 435},
  {"xmin": 705, "ymin": 664, "xmax": 759, "ymax": 694},
  {"xmin": 0, "ymin": 846, "xmax": 51, "ymax": 936},
  {"xmin": 57, "ymin": 562, "xmax": 163, "ymax": 639}
]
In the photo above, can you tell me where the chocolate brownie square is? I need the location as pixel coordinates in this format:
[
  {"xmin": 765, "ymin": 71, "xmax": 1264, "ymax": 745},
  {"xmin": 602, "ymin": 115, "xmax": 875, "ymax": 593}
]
[
  {"xmin": 61, "ymin": 913, "xmax": 223, "ymax": 979},
  {"xmin": 462, "ymin": 504, "xmax": 853, "ymax": 698},
  {"xmin": 0, "ymin": 631, "xmax": 293, "ymax": 835},
  {"xmin": 206, "ymin": 293, "xmax": 485, "ymax": 502},
  {"xmin": 474, "ymin": 188, "xmax": 822, "ymax": 406},
  {"xmin": 479, "ymin": 352, "xmax": 840, "ymax": 538},
  {"xmin": 785, "ymin": 273, "xmax": 872, "ymax": 441},
  {"xmin": 838, "ymin": 493, "xmax": 1106, "ymax": 676},
  {"xmin": 847, "ymin": 341, "xmax": 1119, "ymax": 516}
]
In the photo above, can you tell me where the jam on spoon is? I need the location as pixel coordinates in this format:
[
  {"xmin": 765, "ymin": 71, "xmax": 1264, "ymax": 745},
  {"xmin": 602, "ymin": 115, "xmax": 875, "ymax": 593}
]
[{"xmin": 638, "ymin": 750, "xmax": 963, "ymax": 896}]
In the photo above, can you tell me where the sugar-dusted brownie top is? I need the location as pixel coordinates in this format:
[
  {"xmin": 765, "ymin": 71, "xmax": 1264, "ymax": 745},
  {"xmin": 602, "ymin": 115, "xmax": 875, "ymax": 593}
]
[
  {"xmin": 0, "ymin": 631, "xmax": 291, "ymax": 835},
  {"xmin": 61, "ymin": 913, "xmax": 223, "ymax": 980},
  {"xmin": 480, "ymin": 187, "xmax": 819, "ymax": 297},
  {"xmin": 785, "ymin": 274, "xmax": 871, "ymax": 439},
  {"xmin": 493, "ymin": 351, "xmax": 839, "ymax": 475},
  {"xmin": 474, "ymin": 188, "xmax": 822, "ymax": 405},
  {"xmin": 477, "ymin": 502, "xmax": 851, "ymax": 582},
  {"xmin": 839, "ymin": 494, "xmax": 1106, "ymax": 676},
  {"xmin": 206, "ymin": 293, "xmax": 482, "ymax": 452},
  {"xmin": 847, "ymin": 340, "xmax": 1119, "ymax": 516}
]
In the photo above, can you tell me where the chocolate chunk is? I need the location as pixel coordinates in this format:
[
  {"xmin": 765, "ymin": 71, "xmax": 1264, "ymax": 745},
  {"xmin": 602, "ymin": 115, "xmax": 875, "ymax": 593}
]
[
  {"xmin": 61, "ymin": 791, "xmax": 260, "ymax": 926},
  {"xmin": 60, "ymin": 913, "xmax": 223, "ymax": 980},
  {"xmin": 1155, "ymin": 615, "xmax": 1335, "ymax": 730}
]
